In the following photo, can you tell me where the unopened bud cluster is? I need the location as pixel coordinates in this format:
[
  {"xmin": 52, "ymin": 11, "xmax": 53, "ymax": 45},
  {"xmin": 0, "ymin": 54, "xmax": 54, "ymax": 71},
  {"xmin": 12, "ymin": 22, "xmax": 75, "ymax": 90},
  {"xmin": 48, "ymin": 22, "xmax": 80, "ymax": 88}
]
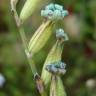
[
  {"xmin": 46, "ymin": 61, "xmax": 66, "ymax": 75},
  {"xmin": 41, "ymin": 3, "xmax": 68, "ymax": 20}
]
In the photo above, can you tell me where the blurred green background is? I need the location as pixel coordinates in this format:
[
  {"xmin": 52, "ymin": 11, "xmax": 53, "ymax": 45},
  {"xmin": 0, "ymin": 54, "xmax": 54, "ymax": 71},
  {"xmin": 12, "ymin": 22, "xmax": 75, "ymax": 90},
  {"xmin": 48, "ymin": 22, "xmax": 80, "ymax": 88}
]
[{"xmin": 0, "ymin": 0, "xmax": 96, "ymax": 96}]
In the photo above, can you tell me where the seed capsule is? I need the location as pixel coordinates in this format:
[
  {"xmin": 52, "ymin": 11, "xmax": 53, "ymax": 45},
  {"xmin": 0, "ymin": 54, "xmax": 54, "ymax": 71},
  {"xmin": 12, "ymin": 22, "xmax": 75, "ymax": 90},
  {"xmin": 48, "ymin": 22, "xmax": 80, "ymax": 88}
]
[
  {"xmin": 53, "ymin": 10, "xmax": 62, "ymax": 20},
  {"xmin": 20, "ymin": 0, "xmax": 40, "ymax": 22}
]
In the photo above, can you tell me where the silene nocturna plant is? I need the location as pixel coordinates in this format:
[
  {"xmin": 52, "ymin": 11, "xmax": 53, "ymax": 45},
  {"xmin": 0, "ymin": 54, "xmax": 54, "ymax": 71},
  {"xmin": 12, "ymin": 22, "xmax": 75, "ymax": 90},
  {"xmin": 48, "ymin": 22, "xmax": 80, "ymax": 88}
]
[{"xmin": 10, "ymin": 0, "xmax": 69, "ymax": 96}]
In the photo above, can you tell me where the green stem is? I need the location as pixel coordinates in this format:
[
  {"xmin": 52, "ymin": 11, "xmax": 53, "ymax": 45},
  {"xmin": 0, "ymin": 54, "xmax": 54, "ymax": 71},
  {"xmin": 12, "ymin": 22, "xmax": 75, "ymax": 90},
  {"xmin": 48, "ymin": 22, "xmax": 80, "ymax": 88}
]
[
  {"xmin": 19, "ymin": 27, "xmax": 37, "ymax": 74},
  {"xmin": 19, "ymin": 27, "xmax": 47, "ymax": 96},
  {"xmin": 10, "ymin": 1, "xmax": 47, "ymax": 95},
  {"xmin": 10, "ymin": 1, "xmax": 37, "ymax": 75}
]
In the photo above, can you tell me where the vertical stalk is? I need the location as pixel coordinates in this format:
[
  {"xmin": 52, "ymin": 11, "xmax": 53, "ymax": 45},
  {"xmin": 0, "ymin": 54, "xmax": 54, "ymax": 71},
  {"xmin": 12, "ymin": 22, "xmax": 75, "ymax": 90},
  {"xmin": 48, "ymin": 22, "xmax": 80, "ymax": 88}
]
[
  {"xmin": 19, "ymin": 26, "xmax": 37, "ymax": 74},
  {"xmin": 11, "ymin": 3, "xmax": 37, "ymax": 75},
  {"xmin": 10, "ymin": 1, "xmax": 47, "ymax": 96}
]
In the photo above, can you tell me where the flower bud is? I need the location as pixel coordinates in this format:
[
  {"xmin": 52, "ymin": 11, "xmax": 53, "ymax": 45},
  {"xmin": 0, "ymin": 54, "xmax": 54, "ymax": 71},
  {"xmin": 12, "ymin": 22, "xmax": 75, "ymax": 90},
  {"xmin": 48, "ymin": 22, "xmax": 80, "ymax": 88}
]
[
  {"xmin": 45, "ymin": 61, "xmax": 66, "ymax": 75},
  {"xmin": 45, "ymin": 3, "xmax": 54, "ymax": 10},
  {"xmin": 54, "ymin": 4, "xmax": 63, "ymax": 11},
  {"xmin": 56, "ymin": 29, "xmax": 69, "ymax": 41},
  {"xmin": 28, "ymin": 20, "xmax": 54, "ymax": 55},
  {"xmin": 20, "ymin": 0, "xmax": 41, "ymax": 22}
]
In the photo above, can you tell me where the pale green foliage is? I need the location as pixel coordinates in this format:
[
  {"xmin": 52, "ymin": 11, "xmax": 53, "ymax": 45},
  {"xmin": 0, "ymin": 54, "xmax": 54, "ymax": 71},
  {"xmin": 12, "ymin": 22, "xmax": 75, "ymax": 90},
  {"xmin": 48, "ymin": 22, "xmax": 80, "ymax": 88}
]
[{"xmin": 56, "ymin": 29, "xmax": 69, "ymax": 41}]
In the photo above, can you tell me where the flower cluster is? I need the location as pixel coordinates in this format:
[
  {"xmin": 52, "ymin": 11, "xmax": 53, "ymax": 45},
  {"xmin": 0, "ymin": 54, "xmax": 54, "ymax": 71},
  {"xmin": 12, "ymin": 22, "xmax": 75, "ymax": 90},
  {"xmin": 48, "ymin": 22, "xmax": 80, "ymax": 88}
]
[
  {"xmin": 41, "ymin": 3, "xmax": 68, "ymax": 20},
  {"xmin": 45, "ymin": 61, "xmax": 66, "ymax": 75}
]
